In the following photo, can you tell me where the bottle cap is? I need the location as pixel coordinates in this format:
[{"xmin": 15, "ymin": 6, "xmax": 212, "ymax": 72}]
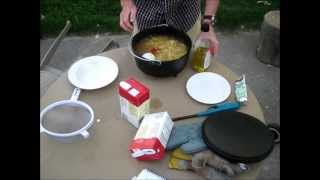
[{"xmin": 201, "ymin": 23, "xmax": 210, "ymax": 32}]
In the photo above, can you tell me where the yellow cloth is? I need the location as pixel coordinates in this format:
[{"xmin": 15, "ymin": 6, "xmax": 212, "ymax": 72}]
[
  {"xmin": 168, "ymin": 157, "xmax": 189, "ymax": 170},
  {"xmin": 168, "ymin": 148, "xmax": 192, "ymax": 170},
  {"xmin": 171, "ymin": 148, "xmax": 192, "ymax": 161}
]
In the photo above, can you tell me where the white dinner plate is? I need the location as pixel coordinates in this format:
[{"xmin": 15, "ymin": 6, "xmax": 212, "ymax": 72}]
[
  {"xmin": 68, "ymin": 56, "xmax": 119, "ymax": 90},
  {"xmin": 186, "ymin": 72, "xmax": 231, "ymax": 104}
]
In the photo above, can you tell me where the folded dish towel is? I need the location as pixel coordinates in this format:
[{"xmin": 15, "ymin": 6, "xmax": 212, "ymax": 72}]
[{"xmin": 166, "ymin": 122, "xmax": 208, "ymax": 154}]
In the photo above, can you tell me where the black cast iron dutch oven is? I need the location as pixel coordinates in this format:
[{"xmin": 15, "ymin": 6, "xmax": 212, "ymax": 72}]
[{"xmin": 129, "ymin": 25, "xmax": 192, "ymax": 77}]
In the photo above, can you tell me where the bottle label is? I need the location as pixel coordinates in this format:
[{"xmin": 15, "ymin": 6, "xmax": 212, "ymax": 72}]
[
  {"xmin": 204, "ymin": 51, "xmax": 211, "ymax": 69},
  {"xmin": 235, "ymin": 75, "xmax": 248, "ymax": 103}
]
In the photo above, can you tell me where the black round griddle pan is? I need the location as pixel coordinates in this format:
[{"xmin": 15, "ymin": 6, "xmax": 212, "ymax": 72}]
[{"xmin": 202, "ymin": 111, "xmax": 280, "ymax": 163}]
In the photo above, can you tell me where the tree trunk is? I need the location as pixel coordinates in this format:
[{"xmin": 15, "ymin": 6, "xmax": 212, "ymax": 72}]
[{"xmin": 257, "ymin": 10, "xmax": 280, "ymax": 67}]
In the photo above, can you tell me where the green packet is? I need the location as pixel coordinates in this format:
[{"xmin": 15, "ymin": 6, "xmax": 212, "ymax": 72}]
[{"xmin": 235, "ymin": 75, "xmax": 247, "ymax": 103}]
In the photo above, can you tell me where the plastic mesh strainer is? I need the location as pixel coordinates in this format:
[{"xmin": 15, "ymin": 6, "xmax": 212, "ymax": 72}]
[
  {"xmin": 41, "ymin": 102, "xmax": 92, "ymax": 134},
  {"xmin": 40, "ymin": 88, "xmax": 94, "ymax": 141}
]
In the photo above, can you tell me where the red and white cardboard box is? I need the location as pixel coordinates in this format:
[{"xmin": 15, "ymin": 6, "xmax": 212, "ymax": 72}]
[
  {"xmin": 118, "ymin": 78, "xmax": 150, "ymax": 128},
  {"xmin": 129, "ymin": 112, "xmax": 174, "ymax": 161}
]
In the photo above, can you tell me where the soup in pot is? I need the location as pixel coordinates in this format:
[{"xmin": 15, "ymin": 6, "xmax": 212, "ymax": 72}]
[{"xmin": 134, "ymin": 35, "xmax": 188, "ymax": 61}]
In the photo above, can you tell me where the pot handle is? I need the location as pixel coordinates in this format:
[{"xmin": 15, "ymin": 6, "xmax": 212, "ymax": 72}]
[
  {"xmin": 267, "ymin": 123, "xmax": 280, "ymax": 144},
  {"xmin": 80, "ymin": 130, "xmax": 90, "ymax": 139},
  {"xmin": 40, "ymin": 125, "xmax": 44, "ymax": 133},
  {"xmin": 70, "ymin": 88, "xmax": 81, "ymax": 101},
  {"xmin": 149, "ymin": 24, "xmax": 169, "ymax": 28}
]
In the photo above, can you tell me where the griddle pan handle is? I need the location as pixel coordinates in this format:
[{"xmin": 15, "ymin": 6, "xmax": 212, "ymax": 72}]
[
  {"xmin": 197, "ymin": 102, "xmax": 241, "ymax": 117},
  {"xmin": 267, "ymin": 123, "xmax": 280, "ymax": 144}
]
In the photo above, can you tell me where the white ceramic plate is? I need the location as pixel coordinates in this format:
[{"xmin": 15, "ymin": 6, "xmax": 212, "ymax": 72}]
[
  {"xmin": 68, "ymin": 56, "xmax": 119, "ymax": 90},
  {"xmin": 186, "ymin": 72, "xmax": 231, "ymax": 104}
]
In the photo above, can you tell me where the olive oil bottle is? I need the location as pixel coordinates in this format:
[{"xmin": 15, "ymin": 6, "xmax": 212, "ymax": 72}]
[{"xmin": 191, "ymin": 23, "xmax": 212, "ymax": 72}]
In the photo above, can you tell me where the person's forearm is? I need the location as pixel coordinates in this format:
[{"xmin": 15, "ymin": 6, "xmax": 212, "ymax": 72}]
[
  {"xmin": 204, "ymin": 0, "xmax": 219, "ymax": 16},
  {"xmin": 120, "ymin": 0, "xmax": 133, "ymax": 7}
]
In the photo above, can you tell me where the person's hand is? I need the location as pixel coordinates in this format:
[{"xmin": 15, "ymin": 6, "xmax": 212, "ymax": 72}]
[
  {"xmin": 198, "ymin": 25, "xmax": 219, "ymax": 56},
  {"xmin": 120, "ymin": 0, "xmax": 137, "ymax": 32}
]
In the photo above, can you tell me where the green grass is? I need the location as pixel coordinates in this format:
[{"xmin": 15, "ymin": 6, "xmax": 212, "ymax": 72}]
[
  {"xmin": 41, "ymin": 0, "xmax": 279, "ymax": 35},
  {"xmin": 41, "ymin": 0, "xmax": 122, "ymax": 35},
  {"xmin": 215, "ymin": 0, "xmax": 280, "ymax": 30}
]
